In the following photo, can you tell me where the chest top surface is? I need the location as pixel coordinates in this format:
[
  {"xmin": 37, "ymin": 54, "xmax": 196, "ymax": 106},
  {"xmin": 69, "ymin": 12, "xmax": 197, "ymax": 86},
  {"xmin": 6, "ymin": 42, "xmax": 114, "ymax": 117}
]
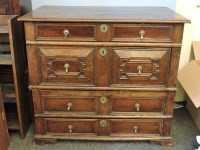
[{"xmin": 18, "ymin": 6, "xmax": 189, "ymax": 23}]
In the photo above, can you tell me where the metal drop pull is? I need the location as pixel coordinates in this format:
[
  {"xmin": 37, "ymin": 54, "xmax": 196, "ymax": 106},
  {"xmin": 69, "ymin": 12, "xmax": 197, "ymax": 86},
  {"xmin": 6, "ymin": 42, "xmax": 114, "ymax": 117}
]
[
  {"xmin": 135, "ymin": 103, "xmax": 140, "ymax": 112},
  {"xmin": 64, "ymin": 63, "xmax": 70, "ymax": 73},
  {"xmin": 68, "ymin": 125, "xmax": 73, "ymax": 133},
  {"xmin": 137, "ymin": 65, "xmax": 143, "ymax": 75},
  {"xmin": 63, "ymin": 29, "xmax": 69, "ymax": 39},
  {"xmin": 67, "ymin": 102, "xmax": 73, "ymax": 111},
  {"xmin": 139, "ymin": 30, "xmax": 145, "ymax": 41},
  {"xmin": 133, "ymin": 126, "xmax": 139, "ymax": 133}
]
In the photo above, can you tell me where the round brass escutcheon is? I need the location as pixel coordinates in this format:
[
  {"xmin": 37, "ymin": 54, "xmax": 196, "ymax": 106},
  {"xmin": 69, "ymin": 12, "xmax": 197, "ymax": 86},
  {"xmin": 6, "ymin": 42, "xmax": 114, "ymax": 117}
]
[
  {"xmin": 100, "ymin": 120, "xmax": 107, "ymax": 127},
  {"xmin": 100, "ymin": 96, "xmax": 108, "ymax": 104},
  {"xmin": 100, "ymin": 24, "xmax": 108, "ymax": 33},
  {"xmin": 99, "ymin": 47, "xmax": 107, "ymax": 56}
]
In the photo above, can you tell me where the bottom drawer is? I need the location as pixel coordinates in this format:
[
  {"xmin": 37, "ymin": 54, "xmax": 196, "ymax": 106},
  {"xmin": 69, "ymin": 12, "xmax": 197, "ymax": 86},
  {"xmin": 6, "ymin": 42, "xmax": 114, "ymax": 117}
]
[
  {"xmin": 45, "ymin": 118, "xmax": 97, "ymax": 135},
  {"xmin": 111, "ymin": 119, "xmax": 162, "ymax": 135},
  {"xmin": 35, "ymin": 118, "xmax": 169, "ymax": 137}
]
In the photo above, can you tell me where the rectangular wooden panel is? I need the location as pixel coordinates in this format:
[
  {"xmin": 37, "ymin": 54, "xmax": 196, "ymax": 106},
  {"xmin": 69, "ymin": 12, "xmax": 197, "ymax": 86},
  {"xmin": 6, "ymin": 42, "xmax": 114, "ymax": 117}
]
[
  {"xmin": 112, "ymin": 24, "xmax": 173, "ymax": 42},
  {"xmin": 35, "ymin": 23, "xmax": 96, "ymax": 41},
  {"xmin": 111, "ymin": 119, "xmax": 162, "ymax": 135}
]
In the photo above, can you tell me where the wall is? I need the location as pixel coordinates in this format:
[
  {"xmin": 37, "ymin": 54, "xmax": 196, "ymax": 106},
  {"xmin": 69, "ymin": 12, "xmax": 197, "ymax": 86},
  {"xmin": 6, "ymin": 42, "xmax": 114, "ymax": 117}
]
[
  {"xmin": 31, "ymin": 0, "xmax": 175, "ymax": 10},
  {"xmin": 176, "ymin": 0, "xmax": 200, "ymax": 101}
]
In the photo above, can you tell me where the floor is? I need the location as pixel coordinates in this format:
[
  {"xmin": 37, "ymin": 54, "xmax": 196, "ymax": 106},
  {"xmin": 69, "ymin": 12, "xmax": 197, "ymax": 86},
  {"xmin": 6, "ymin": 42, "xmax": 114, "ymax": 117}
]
[{"xmin": 8, "ymin": 106, "xmax": 200, "ymax": 150}]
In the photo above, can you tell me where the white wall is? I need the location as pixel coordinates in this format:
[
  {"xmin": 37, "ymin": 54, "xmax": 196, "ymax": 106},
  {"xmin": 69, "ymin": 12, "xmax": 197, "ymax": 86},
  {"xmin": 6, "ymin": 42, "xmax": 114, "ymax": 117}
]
[
  {"xmin": 31, "ymin": 0, "xmax": 176, "ymax": 10},
  {"xmin": 176, "ymin": 0, "xmax": 200, "ymax": 101}
]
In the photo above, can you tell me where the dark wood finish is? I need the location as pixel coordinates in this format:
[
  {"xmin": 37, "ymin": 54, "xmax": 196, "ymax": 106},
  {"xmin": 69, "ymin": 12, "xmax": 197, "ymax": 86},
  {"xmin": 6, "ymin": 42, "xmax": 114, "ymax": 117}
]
[
  {"xmin": 0, "ymin": 0, "xmax": 20, "ymax": 15},
  {"xmin": 0, "ymin": 15, "xmax": 31, "ymax": 139},
  {"xmin": 9, "ymin": 15, "xmax": 32, "ymax": 138},
  {"xmin": 19, "ymin": 6, "xmax": 189, "ymax": 146},
  {"xmin": 0, "ymin": 86, "xmax": 10, "ymax": 150}
]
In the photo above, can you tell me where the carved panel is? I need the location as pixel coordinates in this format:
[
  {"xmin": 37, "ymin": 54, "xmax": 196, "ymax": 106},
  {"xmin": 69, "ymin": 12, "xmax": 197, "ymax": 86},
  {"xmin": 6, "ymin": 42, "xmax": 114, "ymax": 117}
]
[{"xmin": 112, "ymin": 47, "xmax": 170, "ymax": 86}]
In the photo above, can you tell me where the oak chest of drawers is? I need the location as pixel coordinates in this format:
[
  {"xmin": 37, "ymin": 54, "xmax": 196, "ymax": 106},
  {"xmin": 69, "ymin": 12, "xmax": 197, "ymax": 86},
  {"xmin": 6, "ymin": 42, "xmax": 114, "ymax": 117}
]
[{"xmin": 19, "ymin": 6, "xmax": 189, "ymax": 146}]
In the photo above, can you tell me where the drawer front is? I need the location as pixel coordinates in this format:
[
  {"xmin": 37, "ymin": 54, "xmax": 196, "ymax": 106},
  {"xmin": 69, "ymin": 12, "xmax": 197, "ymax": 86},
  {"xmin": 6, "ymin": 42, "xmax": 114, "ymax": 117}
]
[
  {"xmin": 112, "ymin": 24, "xmax": 173, "ymax": 42},
  {"xmin": 111, "ymin": 119, "xmax": 162, "ymax": 135},
  {"xmin": 38, "ymin": 46, "xmax": 95, "ymax": 85},
  {"xmin": 45, "ymin": 118, "xmax": 97, "ymax": 134},
  {"xmin": 35, "ymin": 23, "xmax": 96, "ymax": 41},
  {"xmin": 43, "ymin": 97, "xmax": 95, "ymax": 113},
  {"xmin": 33, "ymin": 89, "xmax": 167, "ymax": 116},
  {"xmin": 111, "ymin": 47, "xmax": 170, "ymax": 86},
  {"xmin": 112, "ymin": 97, "xmax": 165, "ymax": 114}
]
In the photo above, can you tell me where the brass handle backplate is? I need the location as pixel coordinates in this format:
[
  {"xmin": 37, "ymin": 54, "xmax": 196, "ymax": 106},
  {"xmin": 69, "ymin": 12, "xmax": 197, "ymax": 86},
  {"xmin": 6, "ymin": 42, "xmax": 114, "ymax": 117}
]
[
  {"xmin": 100, "ymin": 24, "xmax": 108, "ymax": 33},
  {"xmin": 133, "ymin": 126, "xmax": 139, "ymax": 133},
  {"xmin": 100, "ymin": 96, "xmax": 108, "ymax": 104},
  {"xmin": 135, "ymin": 103, "xmax": 140, "ymax": 112},
  {"xmin": 63, "ymin": 29, "xmax": 69, "ymax": 39},
  {"xmin": 137, "ymin": 65, "xmax": 143, "ymax": 75},
  {"xmin": 68, "ymin": 125, "xmax": 73, "ymax": 133},
  {"xmin": 64, "ymin": 63, "xmax": 70, "ymax": 73},
  {"xmin": 100, "ymin": 120, "xmax": 107, "ymax": 127},
  {"xmin": 100, "ymin": 48, "xmax": 107, "ymax": 56},
  {"xmin": 139, "ymin": 30, "xmax": 145, "ymax": 41},
  {"xmin": 67, "ymin": 102, "xmax": 73, "ymax": 111}
]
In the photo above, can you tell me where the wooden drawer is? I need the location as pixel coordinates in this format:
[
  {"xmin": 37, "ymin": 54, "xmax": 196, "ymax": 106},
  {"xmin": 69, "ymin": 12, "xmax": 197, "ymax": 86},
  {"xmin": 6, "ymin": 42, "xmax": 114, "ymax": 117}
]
[
  {"xmin": 112, "ymin": 24, "xmax": 173, "ymax": 42},
  {"xmin": 37, "ymin": 46, "xmax": 95, "ymax": 86},
  {"xmin": 111, "ymin": 119, "xmax": 162, "ymax": 135},
  {"xmin": 33, "ymin": 89, "xmax": 168, "ymax": 116},
  {"xmin": 112, "ymin": 97, "xmax": 165, "ymax": 114},
  {"xmin": 111, "ymin": 47, "xmax": 170, "ymax": 86},
  {"xmin": 35, "ymin": 23, "xmax": 96, "ymax": 41},
  {"xmin": 45, "ymin": 118, "xmax": 97, "ymax": 134},
  {"xmin": 44, "ymin": 97, "xmax": 96, "ymax": 114}
]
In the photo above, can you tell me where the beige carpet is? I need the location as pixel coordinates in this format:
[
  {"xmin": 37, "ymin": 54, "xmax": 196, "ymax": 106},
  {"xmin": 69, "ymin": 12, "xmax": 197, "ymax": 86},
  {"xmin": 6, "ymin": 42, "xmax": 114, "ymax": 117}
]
[{"xmin": 8, "ymin": 106, "xmax": 200, "ymax": 150}]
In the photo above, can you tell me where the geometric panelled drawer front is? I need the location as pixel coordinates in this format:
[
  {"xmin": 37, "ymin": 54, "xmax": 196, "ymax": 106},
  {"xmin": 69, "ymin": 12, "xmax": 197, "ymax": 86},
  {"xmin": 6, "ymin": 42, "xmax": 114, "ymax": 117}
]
[
  {"xmin": 38, "ymin": 46, "xmax": 95, "ymax": 85},
  {"xmin": 111, "ymin": 47, "xmax": 171, "ymax": 86}
]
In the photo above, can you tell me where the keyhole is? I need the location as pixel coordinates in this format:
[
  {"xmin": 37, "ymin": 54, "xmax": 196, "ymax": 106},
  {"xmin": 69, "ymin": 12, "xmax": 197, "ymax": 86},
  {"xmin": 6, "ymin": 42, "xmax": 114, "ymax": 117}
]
[{"xmin": 100, "ymin": 48, "xmax": 107, "ymax": 56}]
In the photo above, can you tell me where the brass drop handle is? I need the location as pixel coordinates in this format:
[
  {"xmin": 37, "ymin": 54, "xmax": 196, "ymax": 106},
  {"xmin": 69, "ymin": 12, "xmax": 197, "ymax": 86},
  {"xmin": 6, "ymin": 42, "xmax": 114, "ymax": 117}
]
[
  {"xmin": 133, "ymin": 126, "xmax": 139, "ymax": 133},
  {"xmin": 64, "ymin": 63, "xmax": 70, "ymax": 73},
  {"xmin": 137, "ymin": 65, "xmax": 143, "ymax": 75},
  {"xmin": 135, "ymin": 103, "xmax": 140, "ymax": 112},
  {"xmin": 67, "ymin": 102, "xmax": 73, "ymax": 111},
  {"xmin": 139, "ymin": 30, "xmax": 145, "ymax": 41},
  {"xmin": 68, "ymin": 125, "xmax": 73, "ymax": 133},
  {"xmin": 63, "ymin": 29, "xmax": 69, "ymax": 39}
]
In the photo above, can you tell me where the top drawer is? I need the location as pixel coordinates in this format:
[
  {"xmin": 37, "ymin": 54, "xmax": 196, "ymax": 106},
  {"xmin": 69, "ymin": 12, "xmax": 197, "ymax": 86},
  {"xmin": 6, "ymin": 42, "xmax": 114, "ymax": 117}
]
[
  {"xmin": 112, "ymin": 24, "xmax": 174, "ymax": 43},
  {"xmin": 35, "ymin": 23, "xmax": 96, "ymax": 41}
]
